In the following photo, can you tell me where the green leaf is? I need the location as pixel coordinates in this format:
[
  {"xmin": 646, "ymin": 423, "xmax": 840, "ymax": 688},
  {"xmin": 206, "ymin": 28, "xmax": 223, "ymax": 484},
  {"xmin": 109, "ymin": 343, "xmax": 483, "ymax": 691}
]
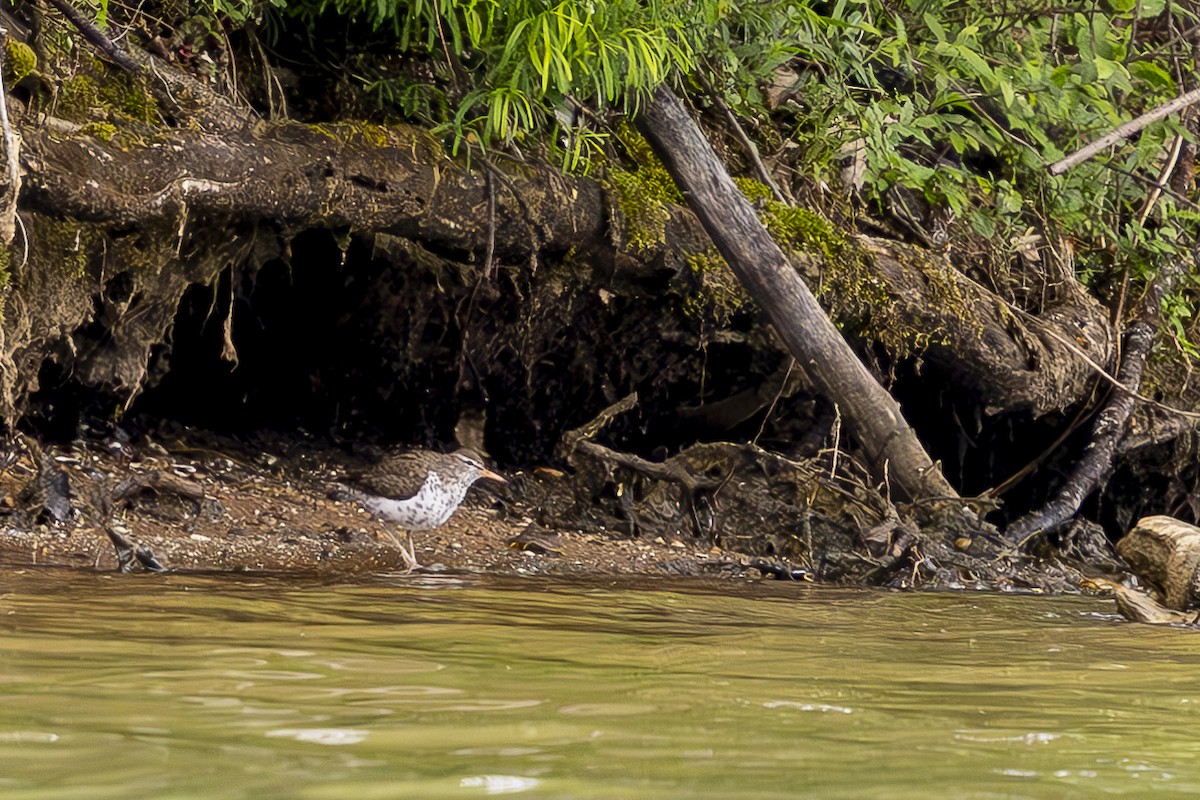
[
  {"xmin": 922, "ymin": 12, "xmax": 945, "ymax": 43},
  {"xmin": 1128, "ymin": 60, "xmax": 1175, "ymax": 91},
  {"xmin": 998, "ymin": 77, "xmax": 1015, "ymax": 108},
  {"xmin": 970, "ymin": 210, "xmax": 996, "ymax": 238}
]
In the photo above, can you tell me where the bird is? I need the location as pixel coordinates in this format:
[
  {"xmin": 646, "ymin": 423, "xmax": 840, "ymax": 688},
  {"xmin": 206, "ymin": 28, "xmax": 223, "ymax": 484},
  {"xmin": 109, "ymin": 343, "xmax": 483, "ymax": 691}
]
[{"xmin": 341, "ymin": 447, "xmax": 506, "ymax": 570}]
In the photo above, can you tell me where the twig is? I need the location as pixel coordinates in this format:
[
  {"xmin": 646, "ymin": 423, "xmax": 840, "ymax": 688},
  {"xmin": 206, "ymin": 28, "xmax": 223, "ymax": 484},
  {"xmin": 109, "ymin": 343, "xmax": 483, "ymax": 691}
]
[
  {"xmin": 828, "ymin": 402, "xmax": 842, "ymax": 480},
  {"xmin": 560, "ymin": 393, "xmax": 722, "ymax": 494},
  {"xmin": 1004, "ymin": 300, "xmax": 1200, "ymax": 420},
  {"xmin": 42, "ymin": 0, "xmax": 141, "ymax": 74},
  {"xmin": 751, "ymin": 357, "xmax": 794, "ymax": 445},
  {"xmin": 0, "ymin": 29, "xmax": 20, "ymax": 245},
  {"xmin": 219, "ymin": 266, "xmax": 238, "ymax": 366},
  {"xmin": 573, "ymin": 439, "xmax": 721, "ymax": 494},
  {"xmin": 986, "ymin": 387, "xmax": 1102, "ymax": 498},
  {"xmin": 1135, "ymin": 133, "xmax": 1185, "ymax": 234},
  {"xmin": 482, "ymin": 161, "xmax": 542, "ymax": 274},
  {"xmin": 1050, "ymin": 86, "xmax": 1200, "ymax": 175},
  {"xmin": 483, "ymin": 169, "xmax": 496, "ymax": 279},
  {"xmin": 695, "ymin": 70, "xmax": 791, "ymax": 204},
  {"xmin": 560, "ymin": 393, "xmax": 639, "ymax": 454}
]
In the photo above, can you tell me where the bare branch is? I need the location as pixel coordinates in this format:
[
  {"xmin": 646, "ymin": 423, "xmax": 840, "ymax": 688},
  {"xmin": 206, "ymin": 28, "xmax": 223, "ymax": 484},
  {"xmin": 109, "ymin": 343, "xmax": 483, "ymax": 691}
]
[
  {"xmin": 42, "ymin": 0, "xmax": 141, "ymax": 73},
  {"xmin": 1050, "ymin": 86, "xmax": 1200, "ymax": 175},
  {"xmin": 0, "ymin": 31, "xmax": 20, "ymax": 244}
]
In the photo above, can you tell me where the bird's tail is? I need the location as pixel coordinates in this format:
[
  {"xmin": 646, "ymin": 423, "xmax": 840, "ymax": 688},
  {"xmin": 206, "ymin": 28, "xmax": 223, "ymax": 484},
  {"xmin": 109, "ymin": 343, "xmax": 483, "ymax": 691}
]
[{"xmin": 328, "ymin": 483, "xmax": 367, "ymax": 504}]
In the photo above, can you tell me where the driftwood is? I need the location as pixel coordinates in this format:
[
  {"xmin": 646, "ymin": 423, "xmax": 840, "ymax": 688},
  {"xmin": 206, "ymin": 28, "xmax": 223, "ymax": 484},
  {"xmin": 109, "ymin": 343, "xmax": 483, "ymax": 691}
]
[
  {"xmin": 636, "ymin": 85, "xmax": 955, "ymax": 502},
  {"xmin": 1007, "ymin": 108, "xmax": 1198, "ymax": 545},
  {"xmin": 561, "ymin": 394, "xmax": 721, "ymax": 496},
  {"xmin": 1116, "ymin": 515, "xmax": 1200, "ymax": 610},
  {"xmin": 1005, "ymin": 237, "xmax": 1190, "ymax": 544}
]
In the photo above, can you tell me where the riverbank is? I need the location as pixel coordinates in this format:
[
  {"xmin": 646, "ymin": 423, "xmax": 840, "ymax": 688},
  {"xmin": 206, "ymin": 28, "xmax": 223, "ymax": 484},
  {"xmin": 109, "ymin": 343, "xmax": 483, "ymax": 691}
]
[
  {"xmin": 0, "ymin": 427, "xmax": 1119, "ymax": 601},
  {"xmin": 0, "ymin": 428, "xmax": 758, "ymax": 580}
]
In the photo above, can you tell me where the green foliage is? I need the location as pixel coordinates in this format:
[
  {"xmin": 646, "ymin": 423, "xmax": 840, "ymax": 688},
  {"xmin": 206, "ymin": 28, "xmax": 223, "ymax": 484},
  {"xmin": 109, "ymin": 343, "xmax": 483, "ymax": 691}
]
[
  {"xmin": 284, "ymin": 0, "xmax": 714, "ymax": 156},
  {"xmin": 257, "ymin": 0, "xmax": 1200, "ymax": 320},
  {"xmin": 96, "ymin": 0, "xmax": 266, "ymax": 25},
  {"xmin": 705, "ymin": 0, "xmax": 1196, "ymax": 311}
]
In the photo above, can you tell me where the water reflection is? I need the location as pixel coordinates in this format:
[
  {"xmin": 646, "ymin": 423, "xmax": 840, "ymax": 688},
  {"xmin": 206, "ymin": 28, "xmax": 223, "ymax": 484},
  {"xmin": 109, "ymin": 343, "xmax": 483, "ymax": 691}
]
[{"xmin": 0, "ymin": 568, "xmax": 1199, "ymax": 798}]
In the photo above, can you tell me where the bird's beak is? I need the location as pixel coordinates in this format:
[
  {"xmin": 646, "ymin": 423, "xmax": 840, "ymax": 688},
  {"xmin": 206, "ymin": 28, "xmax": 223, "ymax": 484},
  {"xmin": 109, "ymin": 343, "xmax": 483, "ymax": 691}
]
[{"xmin": 480, "ymin": 468, "xmax": 507, "ymax": 484}]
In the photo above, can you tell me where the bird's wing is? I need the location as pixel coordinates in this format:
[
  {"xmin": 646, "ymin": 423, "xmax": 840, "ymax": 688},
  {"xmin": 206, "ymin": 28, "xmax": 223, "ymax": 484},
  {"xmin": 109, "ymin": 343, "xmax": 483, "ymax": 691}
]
[{"xmin": 353, "ymin": 451, "xmax": 435, "ymax": 500}]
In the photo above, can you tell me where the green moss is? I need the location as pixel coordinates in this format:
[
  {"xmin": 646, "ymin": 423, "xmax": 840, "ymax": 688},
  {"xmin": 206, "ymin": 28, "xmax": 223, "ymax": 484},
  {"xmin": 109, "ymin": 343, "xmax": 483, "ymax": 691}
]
[
  {"xmin": 104, "ymin": 73, "xmax": 156, "ymax": 122},
  {"xmin": 56, "ymin": 67, "xmax": 156, "ymax": 126},
  {"xmin": 606, "ymin": 121, "xmax": 689, "ymax": 250},
  {"xmin": 614, "ymin": 121, "xmax": 660, "ymax": 170},
  {"xmin": 755, "ymin": 202, "xmax": 971, "ymax": 356},
  {"xmin": 35, "ymin": 219, "xmax": 95, "ymax": 281},
  {"xmin": 311, "ymin": 124, "xmax": 346, "ymax": 143},
  {"xmin": 733, "ymin": 177, "xmax": 774, "ymax": 205},
  {"xmin": 0, "ymin": 243, "xmax": 10, "ymax": 322},
  {"xmin": 761, "ymin": 204, "xmax": 845, "ymax": 260},
  {"xmin": 4, "ymin": 40, "xmax": 36, "ymax": 83},
  {"xmin": 681, "ymin": 248, "xmax": 752, "ymax": 325},
  {"xmin": 79, "ymin": 121, "xmax": 117, "ymax": 143},
  {"xmin": 58, "ymin": 75, "xmax": 99, "ymax": 117},
  {"xmin": 610, "ymin": 167, "xmax": 679, "ymax": 252},
  {"xmin": 341, "ymin": 121, "xmax": 392, "ymax": 147},
  {"xmin": 0, "ymin": 242, "xmax": 10, "ymax": 288}
]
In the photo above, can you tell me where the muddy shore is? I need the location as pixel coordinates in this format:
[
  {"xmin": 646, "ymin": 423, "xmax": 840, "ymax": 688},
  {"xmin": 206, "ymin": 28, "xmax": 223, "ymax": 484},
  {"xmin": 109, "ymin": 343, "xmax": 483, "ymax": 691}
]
[
  {"xmin": 0, "ymin": 428, "xmax": 765, "ymax": 581},
  {"xmin": 0, "ymin": 424, "xmax": 1128, "ymax": 608}
]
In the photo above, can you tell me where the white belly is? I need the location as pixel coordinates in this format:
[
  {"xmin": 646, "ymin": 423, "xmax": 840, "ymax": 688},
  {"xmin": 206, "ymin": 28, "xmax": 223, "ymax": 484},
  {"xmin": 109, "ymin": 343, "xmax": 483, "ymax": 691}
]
[{"xmin": 360, "ymin": 472, "xmax": 468, "ymax": 530}]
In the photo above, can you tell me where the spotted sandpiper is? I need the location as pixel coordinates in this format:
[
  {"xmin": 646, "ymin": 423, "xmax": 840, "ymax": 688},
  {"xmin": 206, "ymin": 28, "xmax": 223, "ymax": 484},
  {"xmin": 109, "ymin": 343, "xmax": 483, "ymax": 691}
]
[{"xmin": 343, "ymin": 448, "xmax": 506, "ymax": 570}]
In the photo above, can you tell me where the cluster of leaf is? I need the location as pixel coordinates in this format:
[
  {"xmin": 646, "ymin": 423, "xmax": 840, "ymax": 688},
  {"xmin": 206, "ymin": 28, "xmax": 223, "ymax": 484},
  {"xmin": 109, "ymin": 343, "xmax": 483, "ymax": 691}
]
[
  {"xmin": 710, "ymin": 0, "xmax": 1196, "ymax": 311},
  {"xmin": 276, "ymin": 0, "xmax": 727, "ymax": 166}
]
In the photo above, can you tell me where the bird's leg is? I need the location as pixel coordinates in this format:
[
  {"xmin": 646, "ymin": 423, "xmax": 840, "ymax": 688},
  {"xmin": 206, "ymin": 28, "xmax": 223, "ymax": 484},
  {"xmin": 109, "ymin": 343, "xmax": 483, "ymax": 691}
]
[
  {"xmin": 404, "ymin": 531, "xmax": 417, "ymax": 571},
  {"xmin": 383, "ymin": 529, "xmax": 419, "ymax": 572}
]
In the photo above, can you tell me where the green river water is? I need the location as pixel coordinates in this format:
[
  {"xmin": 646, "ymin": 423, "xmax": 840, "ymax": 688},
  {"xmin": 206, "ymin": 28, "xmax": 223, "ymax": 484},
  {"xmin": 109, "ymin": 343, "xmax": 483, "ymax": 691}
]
[{"xmin": 1, "ymin": 568, "xmax": 1199, "ymax": 798}]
